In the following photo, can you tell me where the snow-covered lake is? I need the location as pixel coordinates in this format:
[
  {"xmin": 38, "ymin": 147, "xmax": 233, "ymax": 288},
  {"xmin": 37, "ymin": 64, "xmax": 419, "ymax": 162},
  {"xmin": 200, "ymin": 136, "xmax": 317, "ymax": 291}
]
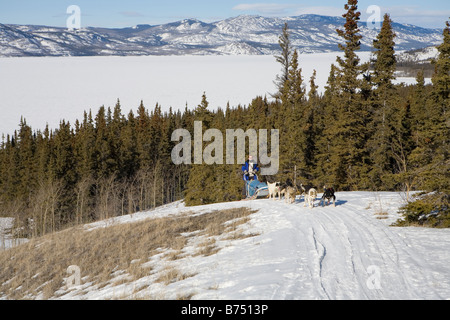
[{"xmin": 0, "ymin": 52, "xmax": 425, "ymax": 136}]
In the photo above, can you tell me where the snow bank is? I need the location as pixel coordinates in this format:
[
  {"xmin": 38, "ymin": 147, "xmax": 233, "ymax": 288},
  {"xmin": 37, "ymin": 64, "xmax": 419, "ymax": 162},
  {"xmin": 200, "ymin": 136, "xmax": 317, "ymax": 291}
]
[{"xmin": 55, "ymin": 191, "xmax": 450, "ymax": 300}]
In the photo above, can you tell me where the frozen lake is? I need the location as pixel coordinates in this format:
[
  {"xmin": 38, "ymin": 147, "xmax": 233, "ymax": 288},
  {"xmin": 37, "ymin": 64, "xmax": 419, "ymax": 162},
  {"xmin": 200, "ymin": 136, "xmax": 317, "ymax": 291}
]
[{"xmin": 0, "ymin": 52, "xmax": 422, "ymax": 136}]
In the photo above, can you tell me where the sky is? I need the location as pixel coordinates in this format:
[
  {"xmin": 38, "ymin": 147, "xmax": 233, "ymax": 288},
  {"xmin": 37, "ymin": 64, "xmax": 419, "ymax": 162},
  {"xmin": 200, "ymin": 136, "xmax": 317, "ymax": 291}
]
[{"xmin": 0, "ymin": 0, "xmax": 449, "ymax": 29}]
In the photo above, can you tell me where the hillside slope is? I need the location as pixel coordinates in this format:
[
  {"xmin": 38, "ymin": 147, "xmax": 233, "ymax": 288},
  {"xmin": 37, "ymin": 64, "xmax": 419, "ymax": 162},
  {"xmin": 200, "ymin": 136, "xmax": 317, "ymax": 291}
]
[
  {"xmin": 1, "ymin": 191, "xmax": 449, "ymax": 300},
  {"xmin": 0, "ymin": 14, "xmax": 443, "ymax": 57},
  {"xmin": 54, "ymin": 192, "xmax": 450, "ymax": 300}
]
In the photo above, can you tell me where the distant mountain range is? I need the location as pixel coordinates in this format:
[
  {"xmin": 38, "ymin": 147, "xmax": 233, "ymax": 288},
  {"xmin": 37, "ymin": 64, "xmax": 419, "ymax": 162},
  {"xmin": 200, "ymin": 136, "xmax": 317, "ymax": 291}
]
[{"xmin": 0, "ymin": 14, "xmax": 444, "ymax": 57}]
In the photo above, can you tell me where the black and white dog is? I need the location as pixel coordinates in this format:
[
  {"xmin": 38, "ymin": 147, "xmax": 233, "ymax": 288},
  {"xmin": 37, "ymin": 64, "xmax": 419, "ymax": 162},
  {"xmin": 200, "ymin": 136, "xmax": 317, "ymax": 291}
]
[{"xmin": 320, "ymin": 186, "xmax": 336, "ymax": 207}]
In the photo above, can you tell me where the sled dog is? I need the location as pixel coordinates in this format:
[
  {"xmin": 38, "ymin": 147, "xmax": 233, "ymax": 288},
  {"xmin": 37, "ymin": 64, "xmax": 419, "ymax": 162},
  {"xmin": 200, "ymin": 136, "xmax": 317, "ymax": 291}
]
[
  {"xmin": 300, "ymin": 183, "xmax": 317, "ymax": 208},
  {"xmin": 279, "ymin": 179, "xmax": 298, "ymax": 204},
  {"xmin": 268, "ymin": 182, "xmax": 281, "ymax": 200},
  {"xmin": 279, "ymin": 179, "xmax": 294, "ymax": 201},
  {"xmin": 306, "ymin": 188, "xmax": 317, "ymax": 208},
  {"xmin": 285, "ymin": 186, "xmax": 297, "ymax": 204},
  {"xmin": 320, "ymin": 186, "xmax": 336, "ymax": 207}
]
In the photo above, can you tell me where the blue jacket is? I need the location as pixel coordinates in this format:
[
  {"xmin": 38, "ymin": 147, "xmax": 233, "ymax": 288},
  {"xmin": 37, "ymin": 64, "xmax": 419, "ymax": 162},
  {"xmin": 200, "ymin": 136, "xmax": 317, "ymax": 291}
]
[{"xmin": 242, "ymin": 160, "xmax": 260, "ymax": 181}]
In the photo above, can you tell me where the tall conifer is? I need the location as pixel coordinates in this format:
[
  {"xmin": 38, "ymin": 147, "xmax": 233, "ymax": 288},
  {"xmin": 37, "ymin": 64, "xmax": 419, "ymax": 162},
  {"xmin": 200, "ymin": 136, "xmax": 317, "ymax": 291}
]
[
  {"xmin": 325, "ymin": 0, "xmax": 369, "ymax": 190},
  {"xmin": 368, "ymin": 13, "xmax": 398, "ymax": 189}
]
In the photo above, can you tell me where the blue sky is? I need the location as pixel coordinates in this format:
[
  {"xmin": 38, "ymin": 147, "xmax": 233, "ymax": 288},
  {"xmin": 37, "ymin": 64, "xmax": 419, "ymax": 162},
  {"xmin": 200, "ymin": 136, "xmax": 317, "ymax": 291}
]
[{"xmin": 0, "ymin": 0, "xmax": 449, "ymax": 29}]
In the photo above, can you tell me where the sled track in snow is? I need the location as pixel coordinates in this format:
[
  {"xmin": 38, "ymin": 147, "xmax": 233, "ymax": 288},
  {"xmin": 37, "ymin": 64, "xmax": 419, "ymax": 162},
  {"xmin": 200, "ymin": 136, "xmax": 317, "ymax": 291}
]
[
  {"xmin": 31, "ymin": 191, "xmax": 449, "ymax": 300},
  {"xmin": 240, "ymin": 192, "xmax": 450, "ymax": 300}
]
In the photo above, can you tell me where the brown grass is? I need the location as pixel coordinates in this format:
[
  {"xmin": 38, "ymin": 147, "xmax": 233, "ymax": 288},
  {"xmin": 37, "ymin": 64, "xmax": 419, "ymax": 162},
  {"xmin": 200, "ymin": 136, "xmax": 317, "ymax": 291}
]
[
  {"xmin": 0, "ymin": 207, "xmax": 258, "ymax": 300},
  {"xmin": 374, "ymin": 211, "xmax": 389, "ymax": 220}
]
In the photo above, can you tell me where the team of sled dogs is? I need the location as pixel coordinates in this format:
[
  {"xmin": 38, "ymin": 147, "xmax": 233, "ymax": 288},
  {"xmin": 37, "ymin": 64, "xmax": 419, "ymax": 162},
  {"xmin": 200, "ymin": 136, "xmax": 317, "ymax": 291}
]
[{"xmin": 267, "ymin": 180, "xmax": 336, "ymax": 208}]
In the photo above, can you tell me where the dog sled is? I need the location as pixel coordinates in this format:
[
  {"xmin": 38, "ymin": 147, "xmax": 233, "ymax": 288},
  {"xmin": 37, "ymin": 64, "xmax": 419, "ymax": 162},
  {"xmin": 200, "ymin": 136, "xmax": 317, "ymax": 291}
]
[{"xmin": 245, "ymin": 178, "xmax": 269, "ymax": 200}]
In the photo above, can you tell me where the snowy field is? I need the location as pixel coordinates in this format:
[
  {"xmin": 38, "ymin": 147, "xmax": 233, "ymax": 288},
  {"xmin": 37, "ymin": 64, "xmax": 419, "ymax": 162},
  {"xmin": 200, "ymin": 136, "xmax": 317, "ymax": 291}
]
[
  {"xmin": 9, "ymin": 191, "xmax": 442, "ymax": 300},
  {"xmin": 0, "ymin": 52, "xmax": 428, "ymax": 136}
]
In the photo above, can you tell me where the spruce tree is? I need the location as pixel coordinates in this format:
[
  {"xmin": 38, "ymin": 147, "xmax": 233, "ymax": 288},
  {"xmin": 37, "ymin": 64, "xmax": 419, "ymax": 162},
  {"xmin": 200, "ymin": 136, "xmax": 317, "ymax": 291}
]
[
  {"xmin": 314, "ymin": 65, "xmax": 338, "ymax": 185},
  {"xmin": 274, "ymin": 22, "xmax": 293, "ymax": 103},
  {"xmin": 423, "ymin": 19, "xmax": 450, "ymax": 192},
  {"xmin": 16, "ymin": 118, "xmax": 35, "ymax": 201},
  {"xmin": 278, "ymin": 49, "xmax": 305, "ymax": 182},
  {"xmin": 432, "ymin": 20, "xmax": 450, "ymax": 110},
  {"xmin": 368, "ymin": 13, "xmax": 398, "ymax": 189},
  {"xmin": 302, "ymin": 70, "xmax": 319, "ymax": 180},
  {"xmin": 74, "ymin": 110, "xmax": 96, "ymax": 180},
  {"xmin": 403, "ymin": 20, "xmax": 449, "ymax": 195},
  {"xmin": 286, "ymin": 50, "xmax": 305, "ymax": 106},
  {"xmin": 325, "ymin": 0, "xmax": 370, "ymax": 190},
  {"xmin": 185, "ymin": 93, "xmax": 216, "ymax": 206},
  {"xmin": 336, "ymin": 0, "xmax": 363, "ymax": 96},
  {"xmin": 136, "ymin": 101, "xmax": 152, "ymax": 169},
  {"xmin": 372, "ymin": 14, "xmax": 397, "ymax": 92},
  {"xmin": 93, "ymin": 106, "xmax": 112, "ymax": 179},
  {"xmin": 117, "ymin": 110, "xmax": 137, "ymax": 179},
  {"xmin": 410, "ymin": 69, "xmax": 427, "ymax": 140}
]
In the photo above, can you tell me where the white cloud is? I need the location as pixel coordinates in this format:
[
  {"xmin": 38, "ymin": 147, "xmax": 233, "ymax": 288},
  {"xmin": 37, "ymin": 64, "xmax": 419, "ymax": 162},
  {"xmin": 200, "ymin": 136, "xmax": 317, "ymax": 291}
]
[
  {"xmin": 294, "ymin": 6, "xmax": 345, "ymax": 17},
  {"xmin": 232, "ymin": 3, "xmax": 297, "ymax": 16},
  {"xmin": 233, "ymin": 3, "xmax": 345, "ymax": 17},
  {"xmin": 232, "ymin": 3, "xmax": 449, "ymax": 28},
  {"xmin": 356, "ymin": 5, "xmax": 450, "ymax": 28},
  {"xmin": 119, "ymin": 11, "xmax": 146, "ymax": 18}
]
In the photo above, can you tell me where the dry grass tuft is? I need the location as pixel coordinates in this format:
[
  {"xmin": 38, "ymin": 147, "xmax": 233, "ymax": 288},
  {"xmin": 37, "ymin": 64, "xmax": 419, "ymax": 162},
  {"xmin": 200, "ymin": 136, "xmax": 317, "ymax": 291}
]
[
  {"xmin": 155, "ymin": 266, "xmax": 197, "ymax": 285},
  {"xmin": 374, "ymin": 211, "xmax": 389, "ymax": 219},
  {"xmin": 0, "ymin": 206, "xmax": 257, "ymax": 299}
]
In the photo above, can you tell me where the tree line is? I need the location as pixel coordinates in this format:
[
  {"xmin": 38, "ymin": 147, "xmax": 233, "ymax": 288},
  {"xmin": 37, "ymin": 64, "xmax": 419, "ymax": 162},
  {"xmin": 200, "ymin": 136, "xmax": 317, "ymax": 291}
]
[
  {"xmin": 0, "ymin": 102, "xmax": 192, "ymax": 237},
  {"xmin": 1, "ymin": 0, "xmax": 448, "ymax": 236}
]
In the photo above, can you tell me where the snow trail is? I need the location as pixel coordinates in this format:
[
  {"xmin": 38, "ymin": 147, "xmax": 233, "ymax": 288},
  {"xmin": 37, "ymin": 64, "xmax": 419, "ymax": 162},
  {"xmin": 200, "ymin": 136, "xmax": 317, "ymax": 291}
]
[
  {"xmin": 190, "ymin": 192, "xmax": 449, "ymax": 300},
  {"xmin": 6, "ymin": 191, "xmax": 447, "ymax": 300}
]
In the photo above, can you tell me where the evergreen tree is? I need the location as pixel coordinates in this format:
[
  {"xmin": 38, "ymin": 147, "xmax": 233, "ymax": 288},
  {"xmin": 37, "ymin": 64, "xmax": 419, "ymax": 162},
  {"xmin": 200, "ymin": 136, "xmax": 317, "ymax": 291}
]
[
  {"xmin": 16, "ymin": 118, "xmax": 35, "ymax": 201},
  {"xmin": 410, "ymin": 69, "xmax": 427, "ymax": 141},
  {"xmin": 118, "ymin": 110, "xmax": 138, "ymax": 179},
  {"xmin": 336, "ymin": 0, "xmax": 363, "ymax": 96},
  {"xmin": 368, "ymin": 13, "xmax": 399, "ymax": 189},
  {"xmin": 422, "ymin": 19, "xmax": 450, "ymax": 192},
  {"xmin": 432, "ymin": 19, "xmax": 450, "ymax": 110},
  {"xmin": 286, "ymin": 50, "xmax": 305, "ymax": 106},
  {"xmin": 314, "ymin": 65, "xmax": 338, "ymax": 185},
  {"xmin": 93, "ymin": 106, "xmax": 112, "ymax": 179},
  {"xmin": 185, "ymin": 93, "xmax": 216, "ymax": 206},
  {"xmin": 302, "ymin": 70, "xmax": 319, "ymax": 179},
  {"xmin": 35, "ymin": 125, "xmax": 51, "ymax": 183},
  {"xmin": 277, "ymin": 49, "xmax": 305, "ymax": 182},
  {"xmin": 372, "ymin": 14, "xmax": 397, "ymax": 93},
  {"xmin": 107, "ymin": 100, "xmax": 125, "ymax": 177},
  {"xmin": 136, "ymin": 101, "xmax": 152, "ymax": 169},
  {"xmin": 274, "ymin": 22, "xmax": 293, "ymax": 103},
  {"xmin": 325, "ymin": 0, "xmax": 370, "ymax": 190}
]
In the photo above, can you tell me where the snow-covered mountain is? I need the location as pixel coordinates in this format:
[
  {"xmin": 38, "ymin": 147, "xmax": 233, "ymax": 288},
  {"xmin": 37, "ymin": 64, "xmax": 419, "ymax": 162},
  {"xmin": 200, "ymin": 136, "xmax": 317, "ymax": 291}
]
[
  {"xmin": 0, "ymin": 14, "xmax": 444, "ymax": 57},
  {"xmin": 397, "ymin": 46, "xmax": 439, "ymax": 64}
]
